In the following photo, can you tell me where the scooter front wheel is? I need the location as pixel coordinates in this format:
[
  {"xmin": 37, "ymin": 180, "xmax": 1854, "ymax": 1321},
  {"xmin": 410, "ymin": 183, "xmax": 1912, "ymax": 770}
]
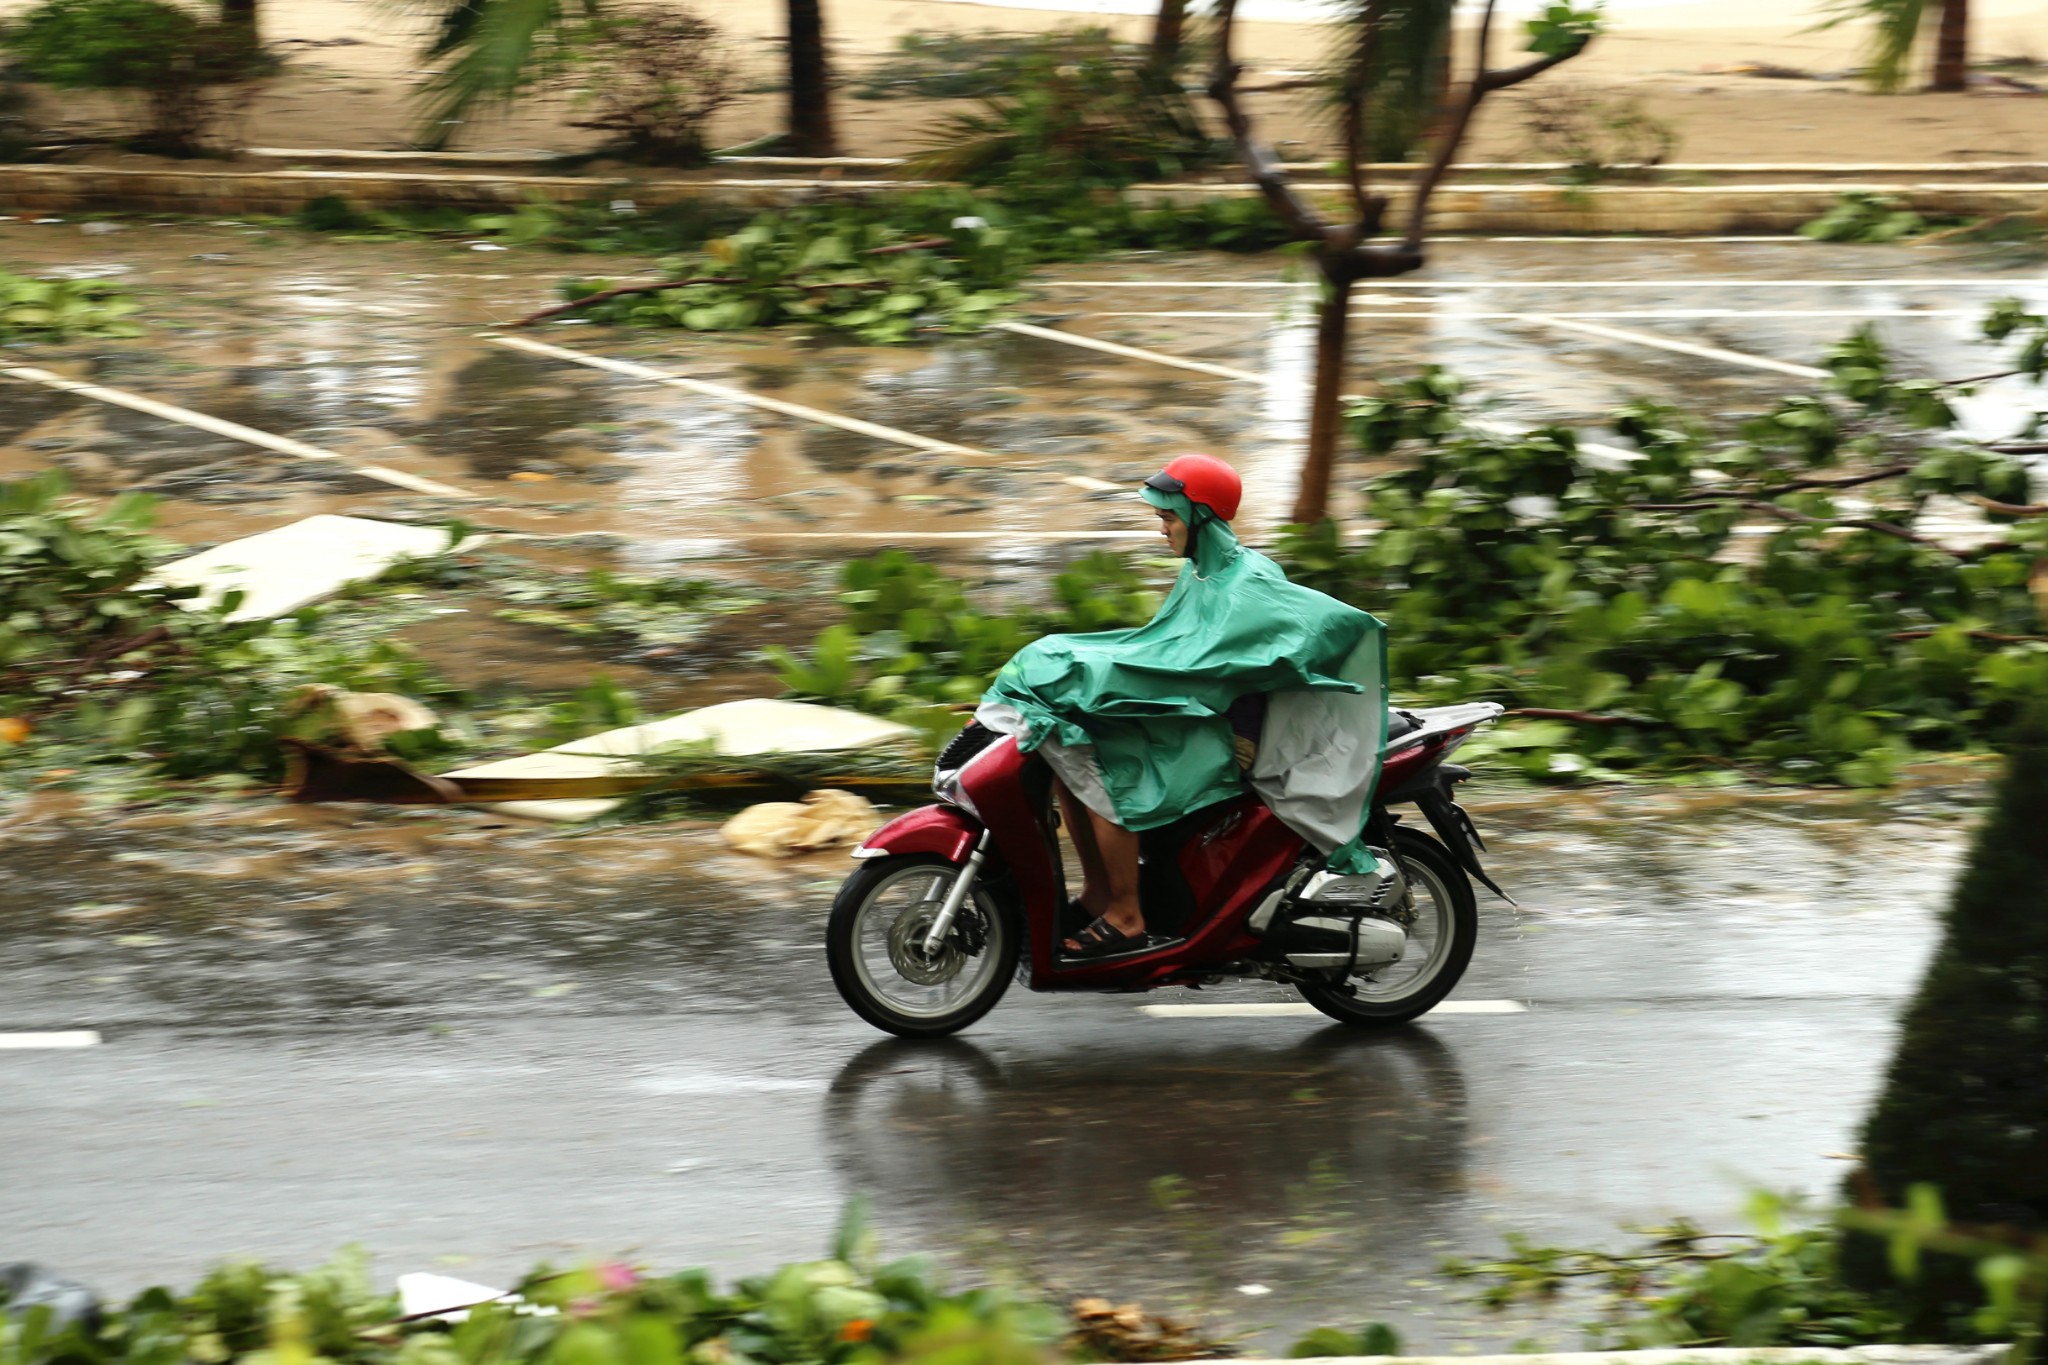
[
  {"xmin": 1296, "ymin": 826, "xmax": 1478, "ymax": 1027},
  {"xmin": 826, "ymin": 854, "xmax": 1020, "ymax": 1038}
]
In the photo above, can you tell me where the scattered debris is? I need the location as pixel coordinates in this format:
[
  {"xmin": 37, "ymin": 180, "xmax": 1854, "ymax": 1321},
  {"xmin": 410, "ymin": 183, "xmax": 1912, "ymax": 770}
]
[
  {"xmin": 0, "ymin": 1263, "xmax": 102, "ymax": 1333},
  {"xmin": 147, "ymin": 515, "xmax": 469, "ymax": 622},
  {"xmin": 284, "ymin": 685, "xmax": 440, "ymax": 752},
  {"xmin": 721, "ymin": 788, "xmax": 880, "ymax": 857},
  {"xmin": 430, "ymin": 699, "xmax": 921, "ymax": 820},
  {"xmin": 1066, "ymin": 1297, "xmax": 1225, "ymax": 1363}
]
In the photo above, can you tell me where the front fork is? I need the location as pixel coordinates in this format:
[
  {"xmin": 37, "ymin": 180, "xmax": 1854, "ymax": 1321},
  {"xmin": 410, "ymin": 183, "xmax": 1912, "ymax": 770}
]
[{"xmin": 922, "ymin": 829, "xmax": 994, "ymax": 954}]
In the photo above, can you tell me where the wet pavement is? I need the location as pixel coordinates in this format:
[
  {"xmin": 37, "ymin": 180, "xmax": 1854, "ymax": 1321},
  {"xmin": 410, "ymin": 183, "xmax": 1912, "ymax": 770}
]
[
  {"xmin": 4, "ymin": 222, "xmax": 2046, "ymax": 557},
  {"xmin": 0, "ymin": 777, "xmax": 1984, "ymax": 1352}
]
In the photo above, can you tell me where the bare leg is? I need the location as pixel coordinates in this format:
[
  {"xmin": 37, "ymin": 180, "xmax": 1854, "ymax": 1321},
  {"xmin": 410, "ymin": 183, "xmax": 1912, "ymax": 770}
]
[
  {"xmin": 1056, "ymin": 780, "xmax": 1111, "ymax": 916},
  {"xmin": 1065, "ymin": 807, "xmax": 1144, "ymax": 950}
]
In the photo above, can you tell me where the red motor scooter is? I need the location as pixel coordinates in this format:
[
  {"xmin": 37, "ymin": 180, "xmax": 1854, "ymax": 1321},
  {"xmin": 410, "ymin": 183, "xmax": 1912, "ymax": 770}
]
[{"xmin": 824, "ymin": 702, "xmax": 1512, "ymax": 1038}]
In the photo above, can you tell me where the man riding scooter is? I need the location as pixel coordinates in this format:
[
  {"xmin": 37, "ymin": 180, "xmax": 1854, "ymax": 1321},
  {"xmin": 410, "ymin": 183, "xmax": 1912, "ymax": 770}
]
[{"xmin": 975, "ymin": 455, "xmax": 1392, "ymax": 958}]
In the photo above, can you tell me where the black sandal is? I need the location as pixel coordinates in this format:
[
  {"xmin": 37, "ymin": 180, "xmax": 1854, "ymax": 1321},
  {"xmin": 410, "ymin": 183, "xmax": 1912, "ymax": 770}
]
[{"xmin": 1064, "ymin": 914, "xmax": 1150, "ymax": 959}]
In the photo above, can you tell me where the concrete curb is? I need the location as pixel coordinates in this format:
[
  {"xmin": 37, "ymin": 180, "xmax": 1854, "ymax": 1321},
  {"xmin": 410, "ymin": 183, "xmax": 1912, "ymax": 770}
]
[
  {"xmin": 4, "ymin": 163, "xmax": 2048, "ymax": 234},
  {"xmin": 1221, "ymin": 1347, "xmax": 2008, "ymax": 1365}
]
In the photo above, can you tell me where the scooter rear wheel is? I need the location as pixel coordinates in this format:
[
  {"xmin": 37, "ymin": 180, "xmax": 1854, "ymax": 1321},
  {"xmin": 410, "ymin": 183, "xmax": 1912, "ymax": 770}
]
[
  {"xmin": 1296, "ymin": 826, "xmax": 1478, "ymax": 1027},
  {"xmin": 826, "ymin": 854, "xmax": 1021, "ymax": 1038}
]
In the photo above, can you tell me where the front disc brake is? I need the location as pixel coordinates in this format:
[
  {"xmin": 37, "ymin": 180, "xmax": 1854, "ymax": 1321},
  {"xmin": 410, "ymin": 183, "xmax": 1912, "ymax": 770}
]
[{"xmin": 886, "ymin": 910, "xmax": 967, "ymax": 985}]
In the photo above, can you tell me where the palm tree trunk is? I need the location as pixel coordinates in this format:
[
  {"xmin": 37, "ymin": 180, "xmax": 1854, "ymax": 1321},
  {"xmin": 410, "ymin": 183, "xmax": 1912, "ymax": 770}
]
[
  {"xmin": 786, "ymin": 0, "xmax": 837, "ymax": 156},
  {"xmin": 1930, "ymin": 0, "xmax": 1968, "ymax": 91},
  {"xmin": 1150, "ymin": 0, "xmax": 1189, "ymax": 72},
  {"xmin": 1292, "ymin": 268, "xmax": 1355, "ymax": 525}
]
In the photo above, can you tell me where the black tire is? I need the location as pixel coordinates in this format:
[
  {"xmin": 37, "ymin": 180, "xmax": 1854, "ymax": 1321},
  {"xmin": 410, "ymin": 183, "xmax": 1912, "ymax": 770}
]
[
  {"xmin": 1296, "ymin": 825, "xmax": 1479, "ymax": 1028},
  {"xmin": 825, "ymin": 854, "xmax": 1021, "ymax": 1038}
]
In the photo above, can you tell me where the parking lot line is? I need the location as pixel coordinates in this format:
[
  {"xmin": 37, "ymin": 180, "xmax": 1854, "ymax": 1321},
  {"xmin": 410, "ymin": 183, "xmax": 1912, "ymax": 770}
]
[
  {"xmin": 1137, "ymin": 1001, "xmax": 1526, "ymax": 1018},
  {"xmin": 1526, "ymin": 316, "xmax": 1832, "ymax": 379},
  {"xmin": 1038, "ymin": 277, "xmax": 2044, "ymax": 289},
  {"xmin": 993, "ymin": 320, "xmax": 1268, "ymax": 382},
  {"xmin": 1077, "ymin": 309, "xmax": 1977, "ymax": 321},
  {"xmin": 491, "ymin": 333, "xmax": 1108, "ymax": 493},
  {"xmin": 0, "ymin": 1031, "xmax": 102, "ymax": 1049},
  {"xmin": 999, "ymin": 319, "xmax": 1644, "ymax": 463},
  {"xmin": 0, "ymin": 364, "xmax": 475, "ymax": 499}
]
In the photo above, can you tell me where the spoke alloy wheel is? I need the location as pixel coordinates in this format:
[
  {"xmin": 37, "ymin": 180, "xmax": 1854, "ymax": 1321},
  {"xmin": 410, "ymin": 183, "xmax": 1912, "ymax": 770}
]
[
  {"xmin": 851, "ymin": 864, "xmax": 1005, "ymax": 1023},
  {"xmin": 1352, "ymin": 853, "xmax": 1456, "ymax": 1004}
]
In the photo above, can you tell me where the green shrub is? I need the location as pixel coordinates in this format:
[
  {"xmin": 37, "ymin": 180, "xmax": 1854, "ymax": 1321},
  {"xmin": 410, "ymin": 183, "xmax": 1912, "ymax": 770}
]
[
  {"xmin": 766, "ymin": 550, "xmax": 1162, "ymax": 741},
  {"xmin": 0, "ymin": 472, "xmax": 458, "ymax": 785},
  {"xmin": 903, "ymin": 27, "xmax": 1223, "ymax": 188},
  {"xmin": 0, "ymin": 1210, "xmax": 1071, "ymax": 1365},
  {"xmin": 3, "ymin": 0, "xmax": 260, "ymax": 154},
  {"xmin": 545, "ymin": 4, "xmax": 739, "ymax": 167},
  {"xmin": 0, "ymin": 268, "xmax": 142, "ymax": 342}
]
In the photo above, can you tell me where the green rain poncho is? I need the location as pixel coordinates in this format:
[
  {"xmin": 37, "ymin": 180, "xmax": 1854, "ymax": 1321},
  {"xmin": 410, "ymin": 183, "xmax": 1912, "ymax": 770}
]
[{"xmin": 976, "ymin": 488, "xmax": 1390, "ymax": 874}]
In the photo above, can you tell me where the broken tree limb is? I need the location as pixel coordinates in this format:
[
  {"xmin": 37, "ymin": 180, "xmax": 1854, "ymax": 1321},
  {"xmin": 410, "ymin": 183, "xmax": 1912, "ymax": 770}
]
[
  {"xmin": 1890, "ymin": 629, "xmax": 2048, "ymax": 644},
  {"xmin": 510, "ymin": 273, "xmax": 899, "ymax": 327},
  {"xmin": 511, "ymin": 276, "xmax": 747, "ymax": 327},
  {"xmin": 1970, "ymin": 494, "xmax": 2048, "ymax": 516}
]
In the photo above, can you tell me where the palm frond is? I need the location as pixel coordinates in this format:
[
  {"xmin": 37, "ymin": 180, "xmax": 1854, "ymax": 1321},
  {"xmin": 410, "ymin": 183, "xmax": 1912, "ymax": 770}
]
[
  {"xmin": 1327, "ymin": 0, "xmax": 1456, "ymax": 165},
  {"xmin": 411, "ymin": 0, "xmax": 592, "ymax": 148},
  {"xmin": 1812, "ymin": 0, "xmax": 1930, "ymax": 92}
]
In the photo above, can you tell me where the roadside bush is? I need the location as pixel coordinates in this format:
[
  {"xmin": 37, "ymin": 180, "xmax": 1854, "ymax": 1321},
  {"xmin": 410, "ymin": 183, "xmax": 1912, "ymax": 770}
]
[
  {"xmin": 0, "ymin": 1210, "xmax": 1076, "ymax": 1365},
  {"xmin": 766, "ymin": 551, "xmax": 1163, "ymax": 743},
  {"xmin": 1515, "ymin": 83, "xmax": 1678, "ymax": 181},
  {"xmin": 905, "ymin": 28, "xmax": 1223, "ymax": 188},
  {"xmin": 546, "ymin": 4, "xmax": 740, "ymax": 167},
  {"xmin": 0, "ymin": 472, "xmax": 458, "ymax": 784},
  {"xmin": 2, "ymin": 0, "xmax": 261, "ymax": 155},
  {"xmin": 0, "ymin": 269, "xmax": 141, "ymax": 342},
  {"xmin": 849, "ymin": 29, "xmax": 1070, "ymax": 101}
]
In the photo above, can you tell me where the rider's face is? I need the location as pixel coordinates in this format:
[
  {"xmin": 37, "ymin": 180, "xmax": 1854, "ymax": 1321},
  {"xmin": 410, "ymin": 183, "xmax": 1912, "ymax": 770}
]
[{"xmin": 1158, "ymin": 509, "xmax": 1188, "ymax": 556}]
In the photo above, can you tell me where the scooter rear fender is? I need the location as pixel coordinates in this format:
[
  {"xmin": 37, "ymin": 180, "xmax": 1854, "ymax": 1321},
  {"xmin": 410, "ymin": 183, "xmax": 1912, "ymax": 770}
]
[{"xmin": 852, "ymin": 803, "xmax": 983, "ymax": 865}]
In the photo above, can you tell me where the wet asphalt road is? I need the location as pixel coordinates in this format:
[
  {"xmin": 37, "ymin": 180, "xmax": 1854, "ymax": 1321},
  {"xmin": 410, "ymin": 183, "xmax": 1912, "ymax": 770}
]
[{"xmin": 0, "ymin": 781, "xmax": 1977, "ymax": 1351}]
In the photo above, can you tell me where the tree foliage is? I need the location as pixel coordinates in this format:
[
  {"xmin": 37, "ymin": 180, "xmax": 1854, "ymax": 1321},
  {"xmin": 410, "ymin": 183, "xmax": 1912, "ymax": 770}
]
[{"xmin": 3, "ymin": 0, "xmax": 259, "ymax": 153}]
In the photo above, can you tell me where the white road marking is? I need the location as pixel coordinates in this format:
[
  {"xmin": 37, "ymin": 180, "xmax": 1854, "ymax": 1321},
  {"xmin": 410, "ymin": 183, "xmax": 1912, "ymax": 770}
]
[
  {"xmin": 490, "ymin": 333, "xmax": 1109, "ymax": 493},
  {"xmin": 994, "ymin": 319, "xmax": 1266, "ymax": 382},
  {"xmin": 999, "ymin": 319, "xmax": 1644, "ymax": 463},
  {"xmin": 0, "ymin": 1031, "xmax": 102, "ymax": 1049},
  {"xmin": 0, "ymin": 365, "xmax": 475, "ymax": 499},
  {"xmin": 1138, "ymin": 1000, "xmax": 1526, "ymax": 1018},
  {"xmin": 1528, "ymin": 316, "xmax": 1832, "ymax": 379},
  {"xmin": 713, "ymin": 530, "xmax": 1151, "ymax": 542},
  {"xmin": 1078, "ymin": 309, "xmax": 1978, "ymax": 321},
  {"xmin": 1039, "ymin": 276, "xmax": 2042, "ymax": 289}
]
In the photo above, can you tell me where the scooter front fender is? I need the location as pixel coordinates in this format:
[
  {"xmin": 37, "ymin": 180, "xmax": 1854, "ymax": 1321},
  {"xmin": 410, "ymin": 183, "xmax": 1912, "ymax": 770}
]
[{"xmin": 852, "ymin": 803, "xmax": 983, "ymax": 865}]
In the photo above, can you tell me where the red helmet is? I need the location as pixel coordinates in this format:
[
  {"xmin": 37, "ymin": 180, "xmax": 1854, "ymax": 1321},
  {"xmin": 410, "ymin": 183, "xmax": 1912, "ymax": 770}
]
[{"xmin": 1145, "ymin": 454, "xmax": 1242, "ymax": 522}]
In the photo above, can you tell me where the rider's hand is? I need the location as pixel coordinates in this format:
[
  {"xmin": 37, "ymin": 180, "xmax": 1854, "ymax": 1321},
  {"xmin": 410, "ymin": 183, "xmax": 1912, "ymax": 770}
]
[{"xmin": 1233, "ymin": 735, "xmax": 1256, "ymax": 772}]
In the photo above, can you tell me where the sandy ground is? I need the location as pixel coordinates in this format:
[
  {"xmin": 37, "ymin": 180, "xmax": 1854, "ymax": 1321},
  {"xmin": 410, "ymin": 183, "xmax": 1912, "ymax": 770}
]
[{"xmin": 4, "ymin": 0, "xmax": 2048, "ymax": 165}]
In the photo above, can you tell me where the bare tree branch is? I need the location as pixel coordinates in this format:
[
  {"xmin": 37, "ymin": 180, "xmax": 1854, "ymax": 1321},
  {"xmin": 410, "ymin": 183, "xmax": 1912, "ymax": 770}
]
[
  {"xmin": 1401, "ymin": 0, "xmax": 1497, "ymax": 250},
  {"xmin": 1341, "ymin": 0, "xmax": 1381, "ymax": 228},
  {"xmin": 1207, "ymin": 0, "xmax": 1332, "ymax": 243},
  {"xmin": 1478, "ymin": 41, "xmax": 1593, "ymax": 93}
]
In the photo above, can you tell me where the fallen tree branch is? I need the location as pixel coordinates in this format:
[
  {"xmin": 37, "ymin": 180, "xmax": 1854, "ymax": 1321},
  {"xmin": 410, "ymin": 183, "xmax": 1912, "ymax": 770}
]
[
  {"xmin": 1890, "ymin": 628, "xmax": 2048, "ymax": 643},
  {"xmin": 1632, "ymin": 466, "xmax": 1918, "ymax": 511},
  {"xmin": 863, "ymin": 235, "xmax": 952, "ymax": 255},
  {"xmin": 510, "ymin": 276, "xmax": 745, "ymax": 326},
  {"xmin": 1745, "ymin": 499, "xmax": 1964, "ymax": 556},
  {"xmin": 1969, "ymin": 493, "xmax": 2048, "ymax": 516},
  {"xmin": 1507, "ymin": 707, "xmax": 1656, "ymax": 725},
  {"xmin": 510, "ymin": 275, "xmax": 888, "ymax": 327}
]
